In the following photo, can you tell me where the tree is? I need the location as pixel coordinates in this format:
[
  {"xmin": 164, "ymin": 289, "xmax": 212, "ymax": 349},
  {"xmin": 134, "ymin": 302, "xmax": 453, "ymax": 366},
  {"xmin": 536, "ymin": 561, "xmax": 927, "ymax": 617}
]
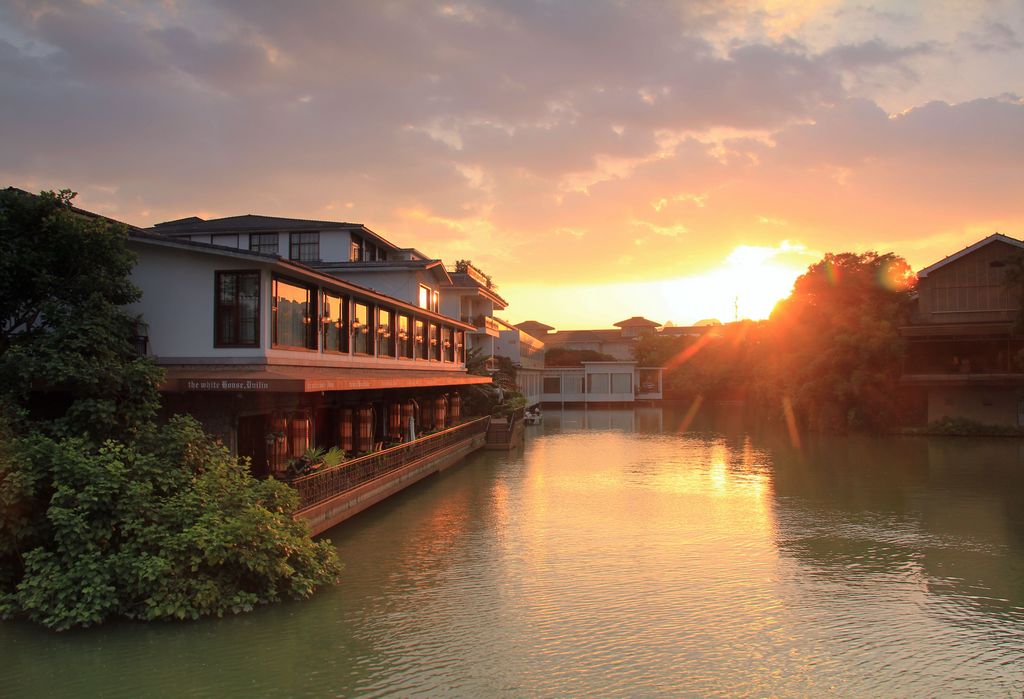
[
  {"xmin": 0, "ymin": 188, "xmax": 162, "ymax": 442},
  {"xmin": 767, "ymin": 251, "xmax": 916, "ymax": 431},
  {"xmin": 0, "ymin": 190, "xmax": 342, "ymax": 630}
]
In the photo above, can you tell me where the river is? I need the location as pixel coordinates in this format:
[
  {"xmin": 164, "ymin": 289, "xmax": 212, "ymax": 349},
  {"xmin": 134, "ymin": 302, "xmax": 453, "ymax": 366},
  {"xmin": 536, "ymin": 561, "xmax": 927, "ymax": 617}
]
[{"xmin": 2, "ymin": 406, "xmax": 1023, "ymax": 697}]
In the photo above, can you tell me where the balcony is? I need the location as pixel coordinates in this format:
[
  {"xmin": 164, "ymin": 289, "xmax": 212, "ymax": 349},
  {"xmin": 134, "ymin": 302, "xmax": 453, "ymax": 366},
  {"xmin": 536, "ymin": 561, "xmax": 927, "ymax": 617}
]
[{"xmin": 461, "ymin": 314, "xmax": 500, "ymax": 337}]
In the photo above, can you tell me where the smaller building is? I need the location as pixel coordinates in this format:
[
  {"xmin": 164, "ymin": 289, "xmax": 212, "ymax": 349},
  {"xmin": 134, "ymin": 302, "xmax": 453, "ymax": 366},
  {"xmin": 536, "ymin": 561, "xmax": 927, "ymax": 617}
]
[
  {"xmin": 900, "ymin": 233, "xmax": 1024, "ymax": 426},
  {"xmin": 542, "ymin": 361, "xmax": 663, "ymax": 405},
  {"xmin": 493, "ymin": 317, "xmax": 545, "ymax": 407}
]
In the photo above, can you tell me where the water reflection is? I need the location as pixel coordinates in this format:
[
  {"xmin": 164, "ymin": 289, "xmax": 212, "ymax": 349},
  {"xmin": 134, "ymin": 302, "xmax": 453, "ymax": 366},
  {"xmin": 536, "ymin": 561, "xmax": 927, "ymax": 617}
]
[{"xmin": 1, "ymin": 405, "xmax": 1022, "ymax": 697}]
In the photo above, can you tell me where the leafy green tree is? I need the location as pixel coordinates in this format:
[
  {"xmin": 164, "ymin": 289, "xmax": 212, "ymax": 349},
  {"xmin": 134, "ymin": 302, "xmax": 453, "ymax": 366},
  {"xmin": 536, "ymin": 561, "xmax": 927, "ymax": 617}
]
[
  {"xmin": 2, "ymin": 417, "xmax": 342, "ymax": 630},
  {"xmin": 0, "ymin": 188, "xmax": 163, "ymax": 441}
]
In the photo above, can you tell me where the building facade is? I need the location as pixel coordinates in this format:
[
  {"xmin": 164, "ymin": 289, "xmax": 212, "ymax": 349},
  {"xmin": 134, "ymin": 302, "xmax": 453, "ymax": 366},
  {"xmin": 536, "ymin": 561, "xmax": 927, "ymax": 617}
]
[
  {"xmin": 541, "ymin": 361, "xmax": 663, "ymax": 405},
  {"xmin": 901, "ymin": 233, "xmax": 1024, "ymax": 426},
  {"xmin": 129, "ymin": 232, "xmax": 488, "ymax": 477}
]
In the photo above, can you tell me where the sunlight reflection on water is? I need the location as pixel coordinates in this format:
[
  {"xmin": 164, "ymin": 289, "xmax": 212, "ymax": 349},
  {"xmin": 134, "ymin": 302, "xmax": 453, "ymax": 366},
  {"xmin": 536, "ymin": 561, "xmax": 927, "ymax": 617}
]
[{"xmin": 1, "ymin": 406, "xmax": 1023, "ymax": 697}]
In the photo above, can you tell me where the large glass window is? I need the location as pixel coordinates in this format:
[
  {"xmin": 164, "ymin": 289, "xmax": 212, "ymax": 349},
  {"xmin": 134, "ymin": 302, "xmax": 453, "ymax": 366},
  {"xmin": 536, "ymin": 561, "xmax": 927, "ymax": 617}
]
[
  {"xmin": 349, "ymin": 234, "xmax": 363, "ymax": 262},
  {"xmin": 352, "ymin": 301, "xmax": 373, "ymax": 355},
  {"xmin": 377, "ymin": 307, "xmax": 395, "ymax": 357},
  {"xmin": 250, "ymin": 233, "xmax": 279, "ymax": 255},
  {"xmin": 543, "ymin": 376, "xmax": 561, "ymax": 394},
  {"xmin": 418, "ymin": 285, "xmax": 431, "ymax": 310},
  {"xmin": 587, "ymin": 373, "xmax": 610, "ymax": 394},
  {"xmin": 322, "ymin": 292, "xmax": 348, "ymax": 353},
  {"xmin": 611, "ymin": 373, "xmax": 632, "ymax": 394},
  {"xmin": 272, "ymin": 277, "xmax": 316, "ymax": 349},
  {"xmin": 289, "ymin": 232, "xmax": 319, "ymax": 262},
  {"xmin": 442, "ymin": 327, "xmax": 454, "ymax": 362},
  {"xmin": 429, "ymin": 323, "xmax": 440, "ymax": 361},
  {"xmin": 415, "ymin": 319, "xmax": 427, "ymax": 359},
  {"xmin": 398, "ymin": 315, "xmax": 412, "ymax": 358},
  {"xmin": 215, "ymin": 271, "xmax": 260, "ymax": 347}
]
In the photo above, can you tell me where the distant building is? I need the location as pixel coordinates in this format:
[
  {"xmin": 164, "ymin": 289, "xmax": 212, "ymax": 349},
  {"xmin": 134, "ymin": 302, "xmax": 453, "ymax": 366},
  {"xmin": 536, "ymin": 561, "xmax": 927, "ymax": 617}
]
[
  {"xmin": 517, "ymin": 316, "xmax": 662, "ymax": 360},
  {"xmin": 493, "ymin": 317, "xmax": 545, "ymax": 408},
  {"xmin": 440, "ymin": 261, "xmax": 508, "ymax": 361},
  {"xmin": 541, "ymin": 361, "xmax": 663, "ymax": 405},
  {"xmin": 900, "ymin": 233, "xmax": 1024, "ymax": 426}
]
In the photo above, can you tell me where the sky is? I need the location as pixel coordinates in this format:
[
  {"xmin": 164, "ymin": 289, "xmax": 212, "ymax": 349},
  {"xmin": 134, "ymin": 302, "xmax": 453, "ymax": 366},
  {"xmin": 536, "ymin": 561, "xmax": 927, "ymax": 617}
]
[{"xmin": 2, "ymin": 0, "xmax": 1023, "ymax": 329}]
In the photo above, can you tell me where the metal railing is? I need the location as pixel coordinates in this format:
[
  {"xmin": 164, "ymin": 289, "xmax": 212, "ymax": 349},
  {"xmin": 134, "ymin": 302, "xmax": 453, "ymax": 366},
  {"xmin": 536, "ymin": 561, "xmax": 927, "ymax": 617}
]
[{"xmin": 291, "ymin": 416, "xmax": 489, "ymax": 511}]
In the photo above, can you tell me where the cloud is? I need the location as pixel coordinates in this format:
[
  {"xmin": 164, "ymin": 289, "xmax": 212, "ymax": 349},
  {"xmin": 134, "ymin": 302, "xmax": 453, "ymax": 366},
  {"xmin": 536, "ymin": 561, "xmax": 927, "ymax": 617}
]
[{"xmin": 0, "ymin": 0, "xmax": 1022, "ymax": 326}]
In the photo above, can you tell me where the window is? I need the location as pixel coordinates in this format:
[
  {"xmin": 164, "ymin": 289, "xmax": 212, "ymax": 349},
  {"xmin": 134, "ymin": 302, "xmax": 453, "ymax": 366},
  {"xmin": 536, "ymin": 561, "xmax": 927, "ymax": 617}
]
[
  {"xmin": 289, "ymin": 232, "xmax": 319, "ymax": 262},
  {"xmin": 250, "ymin": 233, "xmax": 279, "ymax": 255},
  {"xmin": 211, "ymin": 233, "xmax": 239, "ymax": 248},
  {"xmin": 322, "ymin": 292, "xmax": 348, "ymax": 353},
  {"xmin": 419, "ymin": 285, "xmax": 431, "ymax": 310},
  {"xmin": 398, "ymin": 315, "xmax": 412, "ymax": 358},
  {"xmin": 349, "ymin": 234, "xmax": 363, "ymax": 262},
  {"xmin": 442, "ymin": 327, "xmax": 454, "ymax": 362},
  {"xmin": 415, "ymin": 319, "xmax": 428, "ymax": 359},
  {"xmin": 456, "ymin": 330, "xmax": 465, "ymax": 363},
  {"xmin": 543, "ymin": 376, "xmax": 561, "ymax": 394},
  {"xmin": 352, "ymin": 301, "xmax": 373, "ymax": 355},
  {"xmin": 611, "ymin": 373, "xmax": 632, "ymax": 394},
  {"xmin": 429, "ymin": 323, "xmax": 440, "ymax": 361},
  {"xmin": 272, "ymin": 277, "xmax": 317, "ymax": 349},
  {"xmin": 377, "ymin": 307, "xmax": 395, "ymax": 357},
  {"xmin": 587, "ymin": 373, "xmax": 610, "ymax": 394},
  {"xmin": 215, "ymin": 271, "xmax": 260, "ymax": 347}
]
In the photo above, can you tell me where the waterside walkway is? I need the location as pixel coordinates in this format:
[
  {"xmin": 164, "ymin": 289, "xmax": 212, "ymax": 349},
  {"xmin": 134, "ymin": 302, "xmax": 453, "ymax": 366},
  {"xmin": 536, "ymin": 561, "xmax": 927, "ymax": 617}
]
[{"xmin": 292, "ymin": 417, "xmax": 490, "ymax": 535}]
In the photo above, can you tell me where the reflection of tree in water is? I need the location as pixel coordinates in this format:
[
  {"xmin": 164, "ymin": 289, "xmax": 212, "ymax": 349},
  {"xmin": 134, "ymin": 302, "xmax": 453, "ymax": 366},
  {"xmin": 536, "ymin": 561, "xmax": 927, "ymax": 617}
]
[{"xmin": 765, "ymin": 432, "xmax": 1024, "ymax": 623}]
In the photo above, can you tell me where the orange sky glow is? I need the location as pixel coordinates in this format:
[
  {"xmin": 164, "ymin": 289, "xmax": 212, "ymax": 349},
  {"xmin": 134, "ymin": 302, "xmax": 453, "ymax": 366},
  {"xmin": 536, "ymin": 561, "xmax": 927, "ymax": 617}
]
[{"xmin": 2, "ymin": 0, "xmax": 1022, "ymax": 329}]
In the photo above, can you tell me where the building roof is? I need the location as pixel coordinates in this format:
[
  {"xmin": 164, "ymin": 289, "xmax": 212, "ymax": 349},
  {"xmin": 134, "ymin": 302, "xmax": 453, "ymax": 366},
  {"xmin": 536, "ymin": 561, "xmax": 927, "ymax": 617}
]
[
  {"xmin": 516, "ymin": 320, "xmax": 555, "ymax": 334},
  {"xmin": 613, "ymin": 316, "xmax": 661, "ymax": 328},
  {"xmin": 917, "ymin": 233, "xmax": 1024, "ymax": 278},
  {"xmin": 150, "ymin": 214, "xmax": 401, "ymax": 252},
  {"xmin": 445, "ymin": 271, "xmax": 509, "ymax": 309},
  {"xmin": 546, "ymin": 329, "xmax": 628, "ymax": 344},
  {"xmin": 315, "ymin": 259, "xmax": 453, "ymax": 285}
]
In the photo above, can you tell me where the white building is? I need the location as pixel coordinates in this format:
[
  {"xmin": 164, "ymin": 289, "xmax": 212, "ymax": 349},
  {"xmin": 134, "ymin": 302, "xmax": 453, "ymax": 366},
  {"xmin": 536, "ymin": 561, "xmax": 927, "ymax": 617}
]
[
  {"xmin": 541, "ymin": 362, "xmax": 663, "ymax": 404},
  {"xmin": 439, "ymin": 262, "xmax": 508, "ymax": 361},
  {"xmin": 493, "ymin": 317, "xmax": 545, "ymax": 408},
  {"xmin": 128, "ymin": 231, "xmax": 487, "ymax": 477}
]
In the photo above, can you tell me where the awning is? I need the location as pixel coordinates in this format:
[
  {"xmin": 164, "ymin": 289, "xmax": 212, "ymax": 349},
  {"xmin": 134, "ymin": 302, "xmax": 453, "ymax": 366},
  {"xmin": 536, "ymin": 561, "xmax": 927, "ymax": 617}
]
[{"xmin": 160, "ymin": 364, "xmax": 492, "ymax": 393}]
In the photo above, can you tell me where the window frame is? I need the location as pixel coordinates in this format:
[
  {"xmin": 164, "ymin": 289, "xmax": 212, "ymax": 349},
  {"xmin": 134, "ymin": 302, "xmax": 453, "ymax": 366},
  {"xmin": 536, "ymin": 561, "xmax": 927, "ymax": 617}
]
[
  {"xmin": 271, "ymin": 275, "xmax": 318, "ymax": 350},
  {"xmin": 289, "ymin": 231, "xmax": 320, "ymax": 262},
  {"xmin": 352, "ymin": 300, "xmax": 374, "ymax": 355},
  {"xmin": 250, "ymin": 232, "xmax": 280, "ymax": 255},
  {"xmin": 397, "ymin": 314, "xmax": 413, "ymax": 359},
  {"xmin": 322, "ymin": 290, "xmax": 349, "ymax": 354},
  {"xmin": 214, "ymin": 270, "xmax": 261, "ymax": 348},
  {"xmin": 377, "ymin": 306, "xmax": 396, "ymax": 358}
]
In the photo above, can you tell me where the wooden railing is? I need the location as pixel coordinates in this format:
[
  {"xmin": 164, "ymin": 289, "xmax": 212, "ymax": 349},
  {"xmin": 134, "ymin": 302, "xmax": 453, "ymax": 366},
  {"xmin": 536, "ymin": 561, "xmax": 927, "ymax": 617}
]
[{"xmin": 291, "ymin": 417, "xmax": 489, "ymax": 511}]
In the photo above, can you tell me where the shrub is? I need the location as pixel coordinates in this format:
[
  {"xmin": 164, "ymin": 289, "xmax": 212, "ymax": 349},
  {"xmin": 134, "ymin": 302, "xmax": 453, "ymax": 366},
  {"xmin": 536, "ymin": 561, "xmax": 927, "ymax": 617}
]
[{"xmin": 0, "ymin": 416, "xmax": 343, "ymax": 630}]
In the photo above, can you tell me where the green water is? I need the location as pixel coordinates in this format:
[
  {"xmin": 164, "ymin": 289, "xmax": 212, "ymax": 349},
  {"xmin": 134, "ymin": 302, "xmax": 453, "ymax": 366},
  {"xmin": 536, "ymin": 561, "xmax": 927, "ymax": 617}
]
[{"xmin": 3, "ymin": 406, "xmax": 1023, "ymax": 697}]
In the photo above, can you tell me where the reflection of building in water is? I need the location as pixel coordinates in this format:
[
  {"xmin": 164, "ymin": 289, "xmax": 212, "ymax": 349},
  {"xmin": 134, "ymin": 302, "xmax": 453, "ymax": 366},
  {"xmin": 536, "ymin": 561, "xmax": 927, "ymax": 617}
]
[
  {"xmin": 539, "ymin": 407, "xmax": 665, "ymax": 433},
  {"xmin": 901, "ymin": 233, "xmax": 1024, "ymax": 426}
]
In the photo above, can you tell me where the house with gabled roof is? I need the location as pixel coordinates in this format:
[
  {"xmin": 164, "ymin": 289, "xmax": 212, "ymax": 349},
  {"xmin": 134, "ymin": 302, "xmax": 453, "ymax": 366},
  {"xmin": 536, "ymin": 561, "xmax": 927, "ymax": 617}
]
[{"xmin": 900, "ymin": 233, "xmax": 1024, "ymax": 426}]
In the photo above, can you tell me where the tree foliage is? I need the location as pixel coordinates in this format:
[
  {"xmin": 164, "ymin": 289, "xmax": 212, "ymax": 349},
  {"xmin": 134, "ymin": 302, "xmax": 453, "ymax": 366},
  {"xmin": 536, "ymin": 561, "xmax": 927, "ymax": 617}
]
[
  {"xmin": 636, "ymin": 251, "xmax": 917, "ymax": 432},
  {"xmin": 0, "ymin": 188, "xmax": 163, "ymax": 442},
  {"xmin": 1, "ymin": 417, "xmax": 342, "ymax": 630},
  {"xmin": 0, "ymin": 190, "xmax": 342, "ymax": 630}
]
